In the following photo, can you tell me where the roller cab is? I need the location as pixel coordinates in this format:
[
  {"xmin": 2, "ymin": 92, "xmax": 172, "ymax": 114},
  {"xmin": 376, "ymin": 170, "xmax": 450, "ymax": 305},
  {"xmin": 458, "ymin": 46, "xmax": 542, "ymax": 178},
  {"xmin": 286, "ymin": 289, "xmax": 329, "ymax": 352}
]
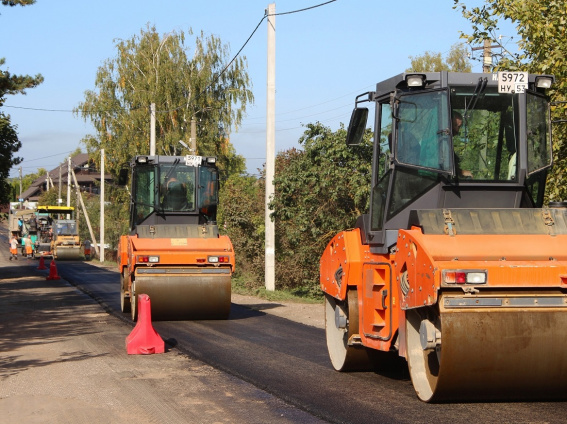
[
  {"xmin": 320, "ymin": 71, "xmax": 567, "ymax": 401},
  {"xmin": 52, "ymin": 219, "xmax": 81, "ymax": 260},
  {"xmin": 33, "ymin": 206, "xmax": 81, "ymax": 260},
  {"xmin": 118, "ymin": 155, "xmax": 234, "ymax": 321}
]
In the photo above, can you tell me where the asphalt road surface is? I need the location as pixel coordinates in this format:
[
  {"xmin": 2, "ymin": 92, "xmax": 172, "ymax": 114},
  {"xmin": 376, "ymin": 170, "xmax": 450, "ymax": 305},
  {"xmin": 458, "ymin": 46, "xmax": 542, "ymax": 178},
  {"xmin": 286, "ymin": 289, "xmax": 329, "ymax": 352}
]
[{"xmin": 53, "ymin": 260, "xmax": 567, "ymax": 424}]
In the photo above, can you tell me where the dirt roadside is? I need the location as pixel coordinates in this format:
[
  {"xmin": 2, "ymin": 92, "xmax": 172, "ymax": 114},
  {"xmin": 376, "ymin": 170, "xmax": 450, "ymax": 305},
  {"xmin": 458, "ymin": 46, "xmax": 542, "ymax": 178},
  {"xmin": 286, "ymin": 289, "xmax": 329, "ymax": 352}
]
[{"xmin": 0, "ymin": 222, "xmax": 326, "ymax": 424}]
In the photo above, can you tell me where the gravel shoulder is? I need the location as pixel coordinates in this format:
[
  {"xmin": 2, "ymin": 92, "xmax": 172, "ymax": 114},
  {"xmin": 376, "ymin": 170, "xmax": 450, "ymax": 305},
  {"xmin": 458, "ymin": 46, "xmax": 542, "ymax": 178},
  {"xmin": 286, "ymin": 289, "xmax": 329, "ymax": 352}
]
[{"xmin": 0, "ymin": 222, "xmax": 326, "ymax": 424}]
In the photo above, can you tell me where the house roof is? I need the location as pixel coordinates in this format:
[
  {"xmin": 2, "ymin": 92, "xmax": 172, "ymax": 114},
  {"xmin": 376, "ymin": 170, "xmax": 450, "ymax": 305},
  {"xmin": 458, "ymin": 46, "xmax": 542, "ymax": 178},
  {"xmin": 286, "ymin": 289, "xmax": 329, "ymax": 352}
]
[{"xmin": 19, "ymin": 153, "xmax": 113, "ymax": 202}]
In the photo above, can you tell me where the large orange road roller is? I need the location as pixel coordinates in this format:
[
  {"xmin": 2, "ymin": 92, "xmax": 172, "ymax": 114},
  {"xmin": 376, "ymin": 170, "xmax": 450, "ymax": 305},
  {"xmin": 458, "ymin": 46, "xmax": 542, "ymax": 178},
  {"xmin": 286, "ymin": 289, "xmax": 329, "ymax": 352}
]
[
  {"xmin": 320, "ymin": 71, "xmax": 567, "ymax": 401},
  {"xmin": 118, "ymin": 154, "xmax": 235, "ymax": 321}
]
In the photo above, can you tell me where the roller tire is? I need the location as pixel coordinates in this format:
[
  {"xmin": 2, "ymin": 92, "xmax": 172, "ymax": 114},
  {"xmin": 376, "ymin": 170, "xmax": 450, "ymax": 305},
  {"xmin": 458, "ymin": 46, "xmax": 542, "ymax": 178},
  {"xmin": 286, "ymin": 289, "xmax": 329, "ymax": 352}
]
[
  {"xmin": 325, "ymin": 290, "xmax": 376, "ymax": 372},
  {"xmin": 120, "ymin": 270, "xmax": 130, "ymax": 314},
  {"xmin": 405, "ymin": 307, "xmax": 441, "ymax": 402},
  {"xmin": 130, "ymin": 282, "xmax": 137, "ymax": 322}
]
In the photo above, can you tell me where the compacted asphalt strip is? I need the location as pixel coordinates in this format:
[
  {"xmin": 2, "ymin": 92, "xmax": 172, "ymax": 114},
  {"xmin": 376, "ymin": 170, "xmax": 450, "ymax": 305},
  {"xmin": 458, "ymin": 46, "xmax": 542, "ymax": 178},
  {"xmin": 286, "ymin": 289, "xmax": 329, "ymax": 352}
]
[{"xmin": 0, "ymin": 224, "xmax": 327, "ymax": 424}]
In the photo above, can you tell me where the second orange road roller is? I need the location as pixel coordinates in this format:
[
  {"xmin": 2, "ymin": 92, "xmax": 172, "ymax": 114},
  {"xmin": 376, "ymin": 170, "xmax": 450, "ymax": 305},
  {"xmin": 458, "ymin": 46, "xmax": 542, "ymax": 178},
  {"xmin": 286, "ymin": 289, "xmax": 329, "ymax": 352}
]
[
  {"xmin": 118, "ymin": 154, "xmax": 235, "ymax": 321},
  {"xmin": 320, "ymin": 71, "xmax": 567, "ymax": 401}
]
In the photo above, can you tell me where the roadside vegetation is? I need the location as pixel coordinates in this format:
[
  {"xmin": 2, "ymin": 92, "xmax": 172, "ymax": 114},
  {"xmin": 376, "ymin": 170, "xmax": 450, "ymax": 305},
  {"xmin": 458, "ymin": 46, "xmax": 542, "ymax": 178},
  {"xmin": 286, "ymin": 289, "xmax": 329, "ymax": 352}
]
[{"xmin": 5, "ymin": 1, "xmax": 567, "ymax": 300}]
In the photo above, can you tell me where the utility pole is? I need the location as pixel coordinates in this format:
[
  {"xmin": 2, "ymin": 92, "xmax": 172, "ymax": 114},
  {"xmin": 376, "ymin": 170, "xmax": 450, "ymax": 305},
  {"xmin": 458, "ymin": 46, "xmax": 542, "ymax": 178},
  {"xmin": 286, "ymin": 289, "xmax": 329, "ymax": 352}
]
[
  {"xmin": 71, "ymin": 168, "xmax": 99, "ymax": 258},
  {"xmin": 265, "ymin": 3, "xmax": 276, "ymax": 292},
  {"xmin": 483, "ymin": 39, "xmax": 492, "ymax": 73},
  {"xmin": 190, "ymin": 117, "xmax": 197, "ymax": 153},
  {"xmin": 472, "ymin": 39, "xmax": 500, "ymax": 73},
  {"xmin": 67, "ymin": 157, "xmax": 71, "ymax": 219},
  {"xmin": 150, "ymin": 103, "xmax": 156, "ymax": 156},
  {"xmin": 67, "ymin": 157, "xmax": 71, "ymax": 207},
  {"xmin": 100, "ymin": 149, "xmax": 105, "ymax": 262},
  {"xmin": 19, "ymin": 166, "xmax": 22, "ymax": 200},
  {"xmin": 58, "ymin": 166, "xmax": 62, "ymax": 204}
]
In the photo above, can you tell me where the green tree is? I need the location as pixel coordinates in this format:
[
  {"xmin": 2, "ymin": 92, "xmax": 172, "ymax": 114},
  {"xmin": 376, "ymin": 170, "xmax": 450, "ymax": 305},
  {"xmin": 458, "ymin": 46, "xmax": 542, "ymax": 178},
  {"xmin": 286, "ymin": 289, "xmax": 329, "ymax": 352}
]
[
  {"xmin": 1, "ymin": 0, "xmax": 43, "ymax": 207},
  {"xmin": 75, "ymin": 25, "xmax": 253, "ymax": 179},
  {"xmin": 22, "ymin": 167, "xmax": 46, "ymax": 191},
  {"xmin": 270, "ymin": 123, "xmax": 373, "ymax": 294},
  {"xmin": 0, "ymin": 114, "xmax": 22, "ymax": 204},
  {"xmin": 455, "ymin": 0, "xmax": 567, "ymax": 202},
  {"xmin": 218, "ymin": 173, "xmax": 265, "ymax": 286},
  {"xmin": 407, "ymin": 43, "xmax": 472, "ymax": 72}
]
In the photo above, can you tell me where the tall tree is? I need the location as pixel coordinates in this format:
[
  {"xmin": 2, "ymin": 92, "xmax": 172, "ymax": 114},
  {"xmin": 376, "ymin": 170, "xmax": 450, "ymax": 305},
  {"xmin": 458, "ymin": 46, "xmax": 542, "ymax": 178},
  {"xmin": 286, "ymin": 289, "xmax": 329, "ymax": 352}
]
[
  {"xmin": 75, "ymin": 25, "xmax": 253, "ymax": 178},
  {"xmin": 407, "ymin": 43, "xmax": 472, "ymax": 72},
  {"xmin": 1, "ymin": 0, "xmax": 43, "ymax": 206},
  {"xmin": 455, "ymin": 0, "xmax": 567, "ymax": 202},
  {"xmin": 0, "ymin": 113, "xmax": 22, "ymax": 203}
]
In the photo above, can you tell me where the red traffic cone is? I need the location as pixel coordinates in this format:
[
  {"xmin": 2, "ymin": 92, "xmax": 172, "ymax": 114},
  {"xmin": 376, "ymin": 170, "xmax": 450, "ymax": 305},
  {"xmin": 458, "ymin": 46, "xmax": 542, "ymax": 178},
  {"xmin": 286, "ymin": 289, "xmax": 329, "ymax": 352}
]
[
  {"xmin": 37, "ymin": 256, "xmax": 47, "ymax": 270},
  {"xmin": 126, "ymin": 294, "xmax": 164, "ymax": 355},
  {"xmin": 46, "ymin": 260, "xmax": 61, "ymax": 280}
]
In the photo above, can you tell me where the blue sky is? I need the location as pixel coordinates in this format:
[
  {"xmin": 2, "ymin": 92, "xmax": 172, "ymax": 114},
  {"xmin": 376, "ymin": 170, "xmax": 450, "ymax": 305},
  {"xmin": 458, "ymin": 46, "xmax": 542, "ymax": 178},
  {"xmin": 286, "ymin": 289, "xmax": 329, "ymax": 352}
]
[{"xmin": 2, "ymin": 0, "xmax": 515, "ymax": 178}]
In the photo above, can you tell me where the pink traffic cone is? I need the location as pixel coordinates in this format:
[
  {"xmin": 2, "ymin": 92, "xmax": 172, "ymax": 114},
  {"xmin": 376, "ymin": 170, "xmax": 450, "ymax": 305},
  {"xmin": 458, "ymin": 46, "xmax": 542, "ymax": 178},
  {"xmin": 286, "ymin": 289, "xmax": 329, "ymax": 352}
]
[
  {"xmin": 125, "ymin": 294, "xmax": 164, "ymax": 355},
  {"xmin": 46, "ymin": 260, "xmax": 61, "ymax": 280},
  {"xmin": 37, "ymin": 256, "xmax": 47, "ymax": 270}
]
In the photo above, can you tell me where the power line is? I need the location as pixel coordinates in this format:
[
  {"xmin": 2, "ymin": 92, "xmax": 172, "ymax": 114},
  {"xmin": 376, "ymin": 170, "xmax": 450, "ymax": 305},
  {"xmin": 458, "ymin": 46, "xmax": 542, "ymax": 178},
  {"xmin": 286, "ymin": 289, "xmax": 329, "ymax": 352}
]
[
  {"xmin": 4, "ymin": 0, "xmax": 339, "ymax": 116},
  {"xmin": 7, "ymin": 1, "xmax": 341, "ymax": 176},
  {"xmin": 21, "ymin": 150, "xmax": 76, "ymax": 163},
  {"xmin": 273, "ymin": 0, "xmax": 337, "ymax": 16}
]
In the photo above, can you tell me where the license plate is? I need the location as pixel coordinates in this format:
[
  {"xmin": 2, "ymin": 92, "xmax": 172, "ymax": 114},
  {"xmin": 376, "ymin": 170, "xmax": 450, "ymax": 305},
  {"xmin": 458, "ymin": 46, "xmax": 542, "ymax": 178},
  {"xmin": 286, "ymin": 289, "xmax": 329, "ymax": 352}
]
[{"xmin": 498, "ymin": 71, "xmax": 528, "ymax": 93}]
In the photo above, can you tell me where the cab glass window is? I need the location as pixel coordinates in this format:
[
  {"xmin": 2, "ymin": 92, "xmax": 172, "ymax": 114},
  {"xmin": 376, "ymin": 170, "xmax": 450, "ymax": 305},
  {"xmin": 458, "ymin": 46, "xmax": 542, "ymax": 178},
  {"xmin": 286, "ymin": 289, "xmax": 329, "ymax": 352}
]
[
  {"xmin": 371, "ymin": 171, "xmax": 390, "ymax": 231},
  {"xmin": 198, "ymin": 166, "xmax": 219, "ymax": 221},
  {"xmin": 396, "ymin": 90, "xmax": 451, "ymax": 172},
  {"xmin": 132, "ymin": 165, "xmax": 156, "ymax": 224},
  {"xmin": 526, "ymin": 92, "xmax": 552, "ymax": 175},
  {"xmin": 451, "ymin": 86, "xmax": 518, "ymax": 181},
  {"xmin": 159, "ymin": 164, "xmax": 196, "ymax": 211},
  {"xmin": 378, "ymin": 102, "xmax": 392, "ymax": 177}
]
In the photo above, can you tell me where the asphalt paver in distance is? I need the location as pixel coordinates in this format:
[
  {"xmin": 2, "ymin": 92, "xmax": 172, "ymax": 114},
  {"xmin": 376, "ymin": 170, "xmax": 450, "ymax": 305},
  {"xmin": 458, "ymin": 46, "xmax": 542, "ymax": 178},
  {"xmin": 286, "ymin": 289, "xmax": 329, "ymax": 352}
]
[{"xmin": 0, "ymin": 224, "xmax": 326, "ymax": 424}]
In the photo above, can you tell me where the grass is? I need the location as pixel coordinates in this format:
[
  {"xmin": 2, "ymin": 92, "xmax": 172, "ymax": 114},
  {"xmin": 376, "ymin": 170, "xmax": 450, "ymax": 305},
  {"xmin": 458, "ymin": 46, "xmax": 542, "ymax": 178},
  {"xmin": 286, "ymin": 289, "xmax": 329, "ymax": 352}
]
[
  {"xmin": 231, "ymin": 275, "xmax": 323, "ymax": 304},
  {"xmin": 86, "ymin": 258, "xmax": 118, "ymax": 269}
]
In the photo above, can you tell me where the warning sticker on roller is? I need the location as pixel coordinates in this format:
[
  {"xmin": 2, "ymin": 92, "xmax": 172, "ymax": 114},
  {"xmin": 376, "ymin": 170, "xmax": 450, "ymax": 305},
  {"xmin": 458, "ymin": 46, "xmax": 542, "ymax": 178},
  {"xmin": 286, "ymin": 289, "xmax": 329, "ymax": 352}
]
[{"xmin": 171, "ymin": 238, "xmax": 188, "ymax": 246}]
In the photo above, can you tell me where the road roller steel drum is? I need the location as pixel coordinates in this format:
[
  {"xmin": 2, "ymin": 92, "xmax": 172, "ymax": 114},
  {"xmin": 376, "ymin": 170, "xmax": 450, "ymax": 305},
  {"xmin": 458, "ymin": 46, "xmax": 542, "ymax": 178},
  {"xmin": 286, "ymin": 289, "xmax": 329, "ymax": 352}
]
[
  {"xmin": 54, "ymin": 246, "xmax": 82, "ymax": 260},
  {"xmin": 407, "ymin": 293, "xmax": 567, "ymax": 401},
  {"xmin": 134, "ymin": 267, "xmax": 231, "ymax": 320}
]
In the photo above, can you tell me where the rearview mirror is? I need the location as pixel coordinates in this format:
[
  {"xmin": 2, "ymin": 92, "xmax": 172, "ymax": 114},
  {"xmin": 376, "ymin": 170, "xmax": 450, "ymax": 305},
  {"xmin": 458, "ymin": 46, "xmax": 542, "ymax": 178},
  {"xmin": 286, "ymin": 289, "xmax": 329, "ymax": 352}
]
[
  {"xmin": 118, "ymin": 168, "xmax": 129, "ymax": 186},
  {"xmin": 346, "ymin": 108, "xmax": 369, "ymax": 146}
]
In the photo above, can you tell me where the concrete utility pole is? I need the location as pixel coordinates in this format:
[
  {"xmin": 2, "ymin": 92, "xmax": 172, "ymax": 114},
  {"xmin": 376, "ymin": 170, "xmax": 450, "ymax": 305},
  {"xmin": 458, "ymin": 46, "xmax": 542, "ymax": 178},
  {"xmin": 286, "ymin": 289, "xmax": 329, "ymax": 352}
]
[
  {"xmin": 71, "ymin": 168, "xmax": 99, "ymax": 258},
  {"xmin": 19, "ymin": 166, "xmax": 22, "ymax": 199},
  {"xmin": 190, "ymin": 117, "xmax": 197, "ymax": 153},
  {"xmin": 58, "ymin": 166, "xmax": 62, "ymax": 204},
  {"xmin": 482, "ymin": 39, "xmax": 492, "ymax": 73},
  {"xmin": 265, "ymin": 3, "xmax": 276, "ymax": 292},
  {"xmin": 67, "ymin": 157, "xmax": 71, "ymax": 219},
  {"xmin": 67, "ymin": 157, "xmax": 71, "ymax": 207},
  {"xmin": 150, "ymin": 103, "xmax": 156, "ymax": 156},
  {"xmin": 100, "ymin": 149, "xmax": 105, "ymax": 262},
  {"xmin": 472, "ymin": 39, "xmax": 500, "ymax": 73}
]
